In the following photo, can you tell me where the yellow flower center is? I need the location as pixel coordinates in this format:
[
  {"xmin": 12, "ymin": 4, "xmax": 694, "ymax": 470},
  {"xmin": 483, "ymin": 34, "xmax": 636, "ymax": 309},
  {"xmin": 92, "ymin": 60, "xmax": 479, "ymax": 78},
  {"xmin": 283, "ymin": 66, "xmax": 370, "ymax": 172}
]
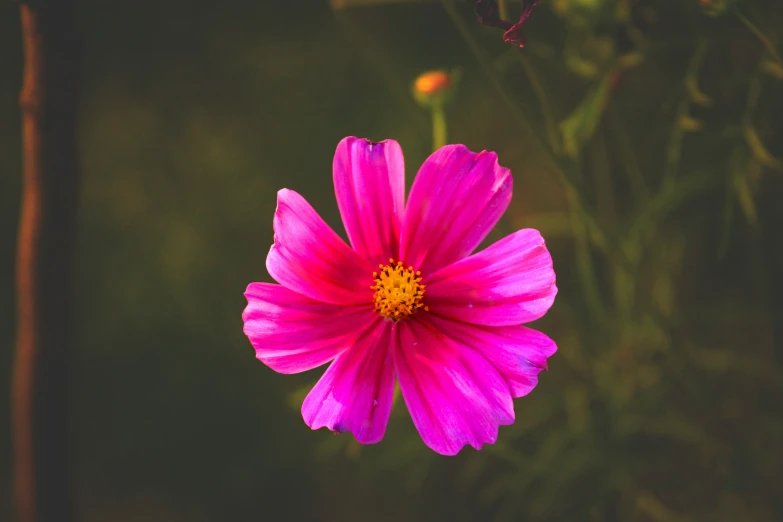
[{"xmin": 371, "ymin": 259, "xmax": 428, "ymax": 321}]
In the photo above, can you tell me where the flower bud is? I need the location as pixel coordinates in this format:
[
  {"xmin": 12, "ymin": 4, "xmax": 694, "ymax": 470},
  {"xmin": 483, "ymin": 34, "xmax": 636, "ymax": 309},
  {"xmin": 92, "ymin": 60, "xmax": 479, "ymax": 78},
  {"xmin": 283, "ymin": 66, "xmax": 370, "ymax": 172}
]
[{"xmin": 412, "ymin": 69, "xmax": 461, "ymax": 108}]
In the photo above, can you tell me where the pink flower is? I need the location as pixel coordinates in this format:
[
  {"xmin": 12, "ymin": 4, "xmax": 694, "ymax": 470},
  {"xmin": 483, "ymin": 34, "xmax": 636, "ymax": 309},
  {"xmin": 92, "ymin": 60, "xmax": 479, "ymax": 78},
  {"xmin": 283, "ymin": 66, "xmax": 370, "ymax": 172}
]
[{"xmin": 243, "ymin": 137, "xmax": 557, "ymax": 455}]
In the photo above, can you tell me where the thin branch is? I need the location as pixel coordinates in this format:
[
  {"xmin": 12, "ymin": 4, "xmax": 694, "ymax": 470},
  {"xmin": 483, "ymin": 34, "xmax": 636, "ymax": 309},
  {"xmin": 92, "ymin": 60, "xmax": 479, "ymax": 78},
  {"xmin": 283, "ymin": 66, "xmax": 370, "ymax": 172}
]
[
  {"xmin": 441, "ymin": 0, "xmax": 607, "ymax": 320},
  {"xmin": 609, "ymin": 103, "xmax": 649, "ymax": 203},
  {"xmin": 440, "ymin": 0, "xmax": 582, "ymax": 191},
  {"xmin": 735, "ymin": 9, "xmax": 783, "ymax": 69},
  {"xmin": 663, "ymin": 39, "xmax": 709, "ymax": 184},
  {"xmin": 13, "ymin": 2, "xmax": 81, "ymax": 521},
  {"xmin": 516, "ymin": 53, "xmax": 561, "ymax": 155}
]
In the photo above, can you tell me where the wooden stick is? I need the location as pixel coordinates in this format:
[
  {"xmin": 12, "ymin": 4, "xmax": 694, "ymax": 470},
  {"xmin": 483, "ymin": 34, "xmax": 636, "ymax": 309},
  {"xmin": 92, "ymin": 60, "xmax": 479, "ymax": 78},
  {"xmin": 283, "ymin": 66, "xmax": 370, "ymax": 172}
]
[{"xmin": 13, "ymin": 2, "xmax": 80, "ymax": 521}]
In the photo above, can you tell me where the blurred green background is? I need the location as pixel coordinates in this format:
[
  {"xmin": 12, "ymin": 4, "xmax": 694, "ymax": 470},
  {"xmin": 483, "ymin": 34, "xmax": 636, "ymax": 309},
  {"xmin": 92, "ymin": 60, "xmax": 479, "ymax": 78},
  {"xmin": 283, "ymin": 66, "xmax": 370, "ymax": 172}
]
[{"xmin": 1, "ymin": 0, "xmax": 782, "ymax": 520}]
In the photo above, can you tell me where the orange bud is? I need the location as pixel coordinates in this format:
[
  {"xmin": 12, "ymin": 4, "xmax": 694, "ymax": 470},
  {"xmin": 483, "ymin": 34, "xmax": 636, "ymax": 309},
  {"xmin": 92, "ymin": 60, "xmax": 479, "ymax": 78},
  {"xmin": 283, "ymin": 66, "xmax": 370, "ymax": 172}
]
[{"xmin": 414, "ymin": 70, "xmax": 451, "ymax": 97}]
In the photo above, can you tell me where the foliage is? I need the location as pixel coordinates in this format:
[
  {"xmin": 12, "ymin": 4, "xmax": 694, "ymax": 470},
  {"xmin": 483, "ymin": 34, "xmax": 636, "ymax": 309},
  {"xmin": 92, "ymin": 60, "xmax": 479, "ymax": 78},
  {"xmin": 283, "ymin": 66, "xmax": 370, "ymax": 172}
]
[
  {"xmin": 319, "ymin": 1, "xmax": 783, "ymax": 520},
  {"xmin": 0, "ymin": 0, "xmax": 780, "ymax": 520}
]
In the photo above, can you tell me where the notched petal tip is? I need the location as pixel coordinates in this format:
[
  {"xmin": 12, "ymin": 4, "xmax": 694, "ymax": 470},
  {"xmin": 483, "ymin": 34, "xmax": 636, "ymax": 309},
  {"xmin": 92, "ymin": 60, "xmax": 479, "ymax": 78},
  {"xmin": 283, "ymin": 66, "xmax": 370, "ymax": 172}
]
[
  {"xmin": 243, "ymin": 284, "xmax": 375, "ymax": 374},
  {"xmin": 333, "ymin": 135, "xmax": 405, "ymax": 263},
  {"xmin": 275, "ymin": 187, "xmax": 292, "ymax": 203},
  {"xmin": 337, "ymin": 135, "xmax": 401, "ymax": 149},
  {"xmin": 266, "ymin": 188, "xmax": 372, "ymax": 304},
  {"xmin": 400, "ymin": 144, "xmax": 514, "ymax": 273},
  {"xmin": 243, "ymin": 281, "xmax": 258, "ymax": 299},
  {"xmin": 394, "ymin": 320, "xmax": 515, "ymax": 456},
  {"xmin": 263, "ymin": 242, "xmax": 280, "ymax": 280},
  {"xmin": 425, "ymin": 227, "xmax": 557, "ymax": 326},
  {"xmin": 302, "ymin": 324, "xmax": 394, "ymax": 445},
  {"xmin": 305, "ymin": 415, "xmax": 386, "ymax": 445},
  {"xmin": 423, "ymin": 315, "xmax": 557, "ymax": 400},
  {"xmin": 431, "ymin": 144, "xmax": 501, "ymax": 166},
  {"xmin": 242, "ymin": 282, "xmax": 262, "ymax": 323}
]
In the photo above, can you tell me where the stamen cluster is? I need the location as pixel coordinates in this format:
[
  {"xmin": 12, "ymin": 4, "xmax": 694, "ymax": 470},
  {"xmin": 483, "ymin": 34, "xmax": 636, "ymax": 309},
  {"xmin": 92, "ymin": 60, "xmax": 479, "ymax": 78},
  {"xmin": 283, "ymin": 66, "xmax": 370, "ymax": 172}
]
[{"xmin": 371, "ymin": 259, "xmax": 428, "ymax": 320}]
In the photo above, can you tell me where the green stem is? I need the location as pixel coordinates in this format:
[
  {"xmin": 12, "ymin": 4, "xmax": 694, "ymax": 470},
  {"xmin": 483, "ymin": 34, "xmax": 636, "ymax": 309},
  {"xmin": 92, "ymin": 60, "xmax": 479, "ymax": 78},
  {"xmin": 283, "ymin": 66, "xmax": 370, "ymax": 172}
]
[
  {"xmin": 440, "ymin": 0, "xmax": 580, "ymax": 188},
  {"xmin": 609, "ymin": 104, "xmax": 649, "ymax": 203},
  {"xmin": 566, "ymin": 186, "xmax": 607, "ymax": 321},
  {"xmin": 735, "ymin": 9, "xmax": 783, "ymax": 68},
  {"xmin": 663, "ymin": 39, "xmax": 708, "ymax": 184},
  {"xmin": 441, "ymin": 0, "xmax": 607, "ymax": 320},
  {"xmin": 441, "ymin": 1, "xmax": 544, "ymax": 156},
  {"xmin": 591, "ymin": 129, "xmax": 615, "ymax": 222},
  {"xmin": 517, "ymin": 53, "xmax": 561, "ymax": 154},
  {"xmin": 498, "ymin": 0, "xmax": 508, "ymax": 21},
  {"xmin": 432, "ymin": 103, "xmax": 447, "ymax": 150}
]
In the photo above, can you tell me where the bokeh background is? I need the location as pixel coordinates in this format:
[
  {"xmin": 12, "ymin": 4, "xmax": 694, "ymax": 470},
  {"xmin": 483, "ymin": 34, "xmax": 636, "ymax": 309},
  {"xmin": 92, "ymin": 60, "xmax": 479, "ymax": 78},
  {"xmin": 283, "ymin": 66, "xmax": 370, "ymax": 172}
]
[{"xmin": 1, "ymin": 0, "xmax": 782, "ymax": 521}]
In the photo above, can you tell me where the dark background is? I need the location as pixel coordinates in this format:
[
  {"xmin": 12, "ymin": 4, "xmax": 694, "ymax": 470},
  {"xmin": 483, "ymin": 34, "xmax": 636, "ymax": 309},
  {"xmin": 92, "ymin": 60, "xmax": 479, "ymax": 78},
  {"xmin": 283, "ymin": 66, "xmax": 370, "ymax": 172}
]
[{"xmin": 1, "ymin": 1, "xmax": 782, "ymax": 521}]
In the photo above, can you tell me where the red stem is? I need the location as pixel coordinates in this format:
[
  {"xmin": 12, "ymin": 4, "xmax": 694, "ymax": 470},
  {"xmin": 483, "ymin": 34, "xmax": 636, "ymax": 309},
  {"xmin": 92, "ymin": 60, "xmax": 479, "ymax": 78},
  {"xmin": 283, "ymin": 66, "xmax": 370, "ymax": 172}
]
[{"xmin": 13, "ymin": 2, "xmax": 80, "ymax": 521}]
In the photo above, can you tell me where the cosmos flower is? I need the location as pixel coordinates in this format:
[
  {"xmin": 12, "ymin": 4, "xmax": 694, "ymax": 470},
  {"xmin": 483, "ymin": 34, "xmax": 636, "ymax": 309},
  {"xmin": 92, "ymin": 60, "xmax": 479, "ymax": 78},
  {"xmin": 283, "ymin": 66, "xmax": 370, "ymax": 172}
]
[{"xmin": 243, "ymin": 137, "xmax": 557, "ymax": 455}]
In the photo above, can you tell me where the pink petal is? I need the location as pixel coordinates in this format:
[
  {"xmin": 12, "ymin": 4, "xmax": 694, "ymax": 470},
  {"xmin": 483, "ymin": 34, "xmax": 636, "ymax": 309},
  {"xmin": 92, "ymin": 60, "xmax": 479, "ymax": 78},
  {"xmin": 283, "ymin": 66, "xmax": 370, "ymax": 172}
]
[
  {"xmin": 302, "ymin": 321, "xmax": 394, "ymax": 444},
  {"xmin": 399, "ymin": 145, "xmax": 512, "ymax": 274},
  {"xmin": 266, "ymin": 189, "xmax": 375, "ymax": 305},
  {"xmin": 243, "ymin": 283, "xmax": 377, "ymax": 374},
  {"xmin": 425, "ymin": 228, "xmax": 557, "ymax": 326},
  {"xmin": 392, "ymin": 319, "xmax": 514, "ymax": 456},
  {"xmin": 426, "ymin": 315, "xmax": 557, "ymax": 397},
  {"xmin": 333, "ymin": 137, "xmax": 405, "ymax": 264}
]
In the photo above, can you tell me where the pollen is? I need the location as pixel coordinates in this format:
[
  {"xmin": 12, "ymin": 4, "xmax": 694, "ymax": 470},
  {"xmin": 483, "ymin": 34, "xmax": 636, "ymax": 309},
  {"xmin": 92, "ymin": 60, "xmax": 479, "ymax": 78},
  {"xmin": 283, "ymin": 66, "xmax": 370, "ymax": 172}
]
[{"xmin": 371, "ymin": 259, "xmax": 428, "ymax": 320}]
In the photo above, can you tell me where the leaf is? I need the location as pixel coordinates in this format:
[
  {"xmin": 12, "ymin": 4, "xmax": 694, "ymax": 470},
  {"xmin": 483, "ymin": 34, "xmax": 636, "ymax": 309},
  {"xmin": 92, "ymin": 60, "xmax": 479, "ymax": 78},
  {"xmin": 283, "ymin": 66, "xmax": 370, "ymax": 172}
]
[
  {"xmin": 685, "ymin": 72, "xmax": 714, "ymax": 106},
  {"xmin": 678, "ymin": 114, "xmax": 703, "ymax": 132},
  {"xmin": 560, "ymin": 74, "xmax": 613, "ymax": 159},
  {"xmin": 733, "ymin": 168, "xmax": 758, "ymax": 225},
  {"xmin": 760, "ymin": 58, "xmax": 783, "ymax": 79},
  {"xmin": 618, "ymin": 52, "xmax": 644, "ymax": 70},
  {"xmin": 743, "ymin": 125, "xmax": 783, "ymax": 170},
  {"xmin": 636, "ymin": 491, "xmax": 692, "ymax": 522}
]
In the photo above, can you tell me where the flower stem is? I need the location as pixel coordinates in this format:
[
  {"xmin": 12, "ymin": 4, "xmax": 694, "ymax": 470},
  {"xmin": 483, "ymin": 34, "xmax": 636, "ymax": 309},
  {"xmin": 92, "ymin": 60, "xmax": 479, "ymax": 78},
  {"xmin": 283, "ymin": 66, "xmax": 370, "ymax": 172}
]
[
  {"xmin": 432, "ymin": 103, "xmax": 447, "ymax": 150},
  {"xmin": 442, "ymin": 0, "xmax": 608, "ymax": 320},
  {"xmin": 498, "ymin": 0, "xmax": 509, "ymax": 21},
  {"xmin": 516, "ymin": 53, "xmax": 561, "ymax": 155},
  {"xmin": 663, "ymin": 39, "xmax": 709, "ymax": 184},
  {"xmin": 734, "ymin": 9, "xmax": 783, "ymax": 68}
]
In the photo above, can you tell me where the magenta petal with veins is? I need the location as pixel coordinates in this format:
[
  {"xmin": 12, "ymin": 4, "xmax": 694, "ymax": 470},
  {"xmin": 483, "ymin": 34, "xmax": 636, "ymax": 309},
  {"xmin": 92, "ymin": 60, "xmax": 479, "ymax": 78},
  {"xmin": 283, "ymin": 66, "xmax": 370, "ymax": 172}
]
[{"xmin": 243, "ymin": 136, "xmax": 557, "ymax": 455}]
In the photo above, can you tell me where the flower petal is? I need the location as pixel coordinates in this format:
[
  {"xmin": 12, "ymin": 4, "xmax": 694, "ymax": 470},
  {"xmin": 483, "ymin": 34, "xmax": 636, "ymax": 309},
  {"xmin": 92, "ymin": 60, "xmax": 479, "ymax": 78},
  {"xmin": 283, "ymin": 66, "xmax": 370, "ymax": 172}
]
[
  {"xmin": 333, "ymin": 137, "xmax": 405, "ymax": 264},
  {"xmin": 392, "ymin": 319, "xmax": 514, "ymax": 455},
  {"xmin": 266, "ymin": 189, "xmax": 374, "ymax": 305},
  {"xmin": 302, "ymin": 321, "xmax": 394, "ymax": 444},
  {"xmin": 425, "ymin": 228, "xmax": 557, "ymax": 326},
  {"xmin": 243, "ymin": 283, "xmax": 376, "ymax": 374},
  {"xmin": 426, "ymin": 315, "xmax": 557, "ymax": 397},
  {"xmin": 399, "ymin": 145, "xmax": 512, "ymax": 274}
]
